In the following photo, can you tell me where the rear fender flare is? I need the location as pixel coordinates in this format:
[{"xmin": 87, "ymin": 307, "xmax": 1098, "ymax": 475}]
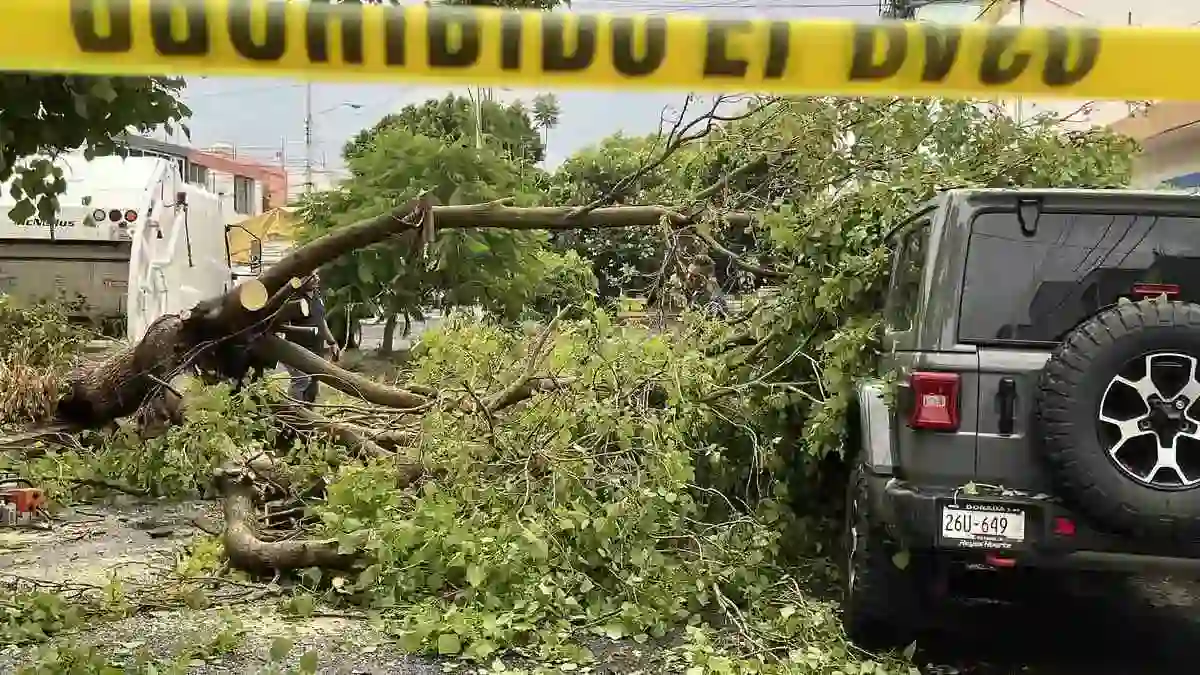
[{"xmin": 854, "ymin": 380, "xmax": 896, "ymax": 474}]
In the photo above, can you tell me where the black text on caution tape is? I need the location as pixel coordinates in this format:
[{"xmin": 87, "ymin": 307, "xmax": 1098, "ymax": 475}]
[{"xmin": 69, "ymin": 1, "xmax": 1101, "ymax": 88}]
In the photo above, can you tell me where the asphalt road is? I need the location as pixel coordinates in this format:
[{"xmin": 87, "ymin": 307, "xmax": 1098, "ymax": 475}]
[{"xmin": 919, "ymin": 571, "xmax": 1200, "ymax": 674}]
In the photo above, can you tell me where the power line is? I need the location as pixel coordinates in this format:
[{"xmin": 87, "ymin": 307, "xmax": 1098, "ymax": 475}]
[
  {"xmin": 974, "ymin": 0, "xmax": 1006, "ymax": 22},
  {"xmin": 185, "ymin": 82, "xmax": 303, "ymax": 99},
  {"xmin": 1036, "ymin": 0, "xmax": 1085, "ymax": 19}
]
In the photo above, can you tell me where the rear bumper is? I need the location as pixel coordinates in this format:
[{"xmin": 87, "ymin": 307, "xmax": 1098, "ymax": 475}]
[{"xmin": 866, "ymin": 472, "xmax": 1200, "ymax": 572}]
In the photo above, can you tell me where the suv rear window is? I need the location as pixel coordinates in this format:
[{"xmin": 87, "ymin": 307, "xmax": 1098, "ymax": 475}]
[{"xmin": 960, "ymin": 210, "xmax": 1200, "ymax": 344}]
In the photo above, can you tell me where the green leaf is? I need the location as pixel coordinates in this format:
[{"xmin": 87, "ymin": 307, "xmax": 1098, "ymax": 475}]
[
  {"xmin": 436, "ymin": 633, "xmax": 462, "ymax": 655},
  {"xmin": 465, "ymin": 564, "xmax": 486, "ymax": 587},
  {"xmin": 269, "ymin": 636, "xmax": 294, "ymax": 662},
  {"xmin": 356, "ymin": 564, "xmax": 381, "ymax": 590},
  {"xmin": 298, "ymin": 650, "xmax": 319, "ymax": 674},
  {"xmin": 8, "ymin": 198, "xmax": 35, "ymax": 224},
  {"xmin": 288, "ymin": 593, "xmax": 315, "ymax": 617}
]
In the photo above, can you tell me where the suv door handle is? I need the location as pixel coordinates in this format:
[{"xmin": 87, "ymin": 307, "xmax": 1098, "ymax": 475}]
[{"xmin": 997, "ymin": 377, "xmax": 1017, "ymax": 436}]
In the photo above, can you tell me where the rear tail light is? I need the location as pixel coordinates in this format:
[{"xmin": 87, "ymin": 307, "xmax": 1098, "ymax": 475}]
[
  {"xmin": 908, "ymin": 371, "xmax": 960, "ymax": 431},
  {"xmin": 1053, "ymin": 517, "xmax": 1076, "ymax": 537},
  {"xmin": 1132, "ymin": 282, "xmax": 1180, "ymax": 299},
  {"xmin": 123, "ymin": 209, "xmax": 137, "ymax": 223},
  {"xmin": 107, "ymin": 209, "xmax": 121, "ymax": 222}
]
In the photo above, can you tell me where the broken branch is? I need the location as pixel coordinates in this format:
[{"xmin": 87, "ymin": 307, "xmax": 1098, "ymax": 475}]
[{"xmin": 260, "ymin": 336, "xmax": 429, "ymax": 410}]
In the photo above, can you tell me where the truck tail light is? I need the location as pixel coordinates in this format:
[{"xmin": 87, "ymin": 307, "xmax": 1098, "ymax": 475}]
[
  {"xmin": 123, "ymin": 209, "xmax": 137, "ymax": 223},
  {"xmin": 909, "ymin": 371, "xmax": 960, "ymax": 431}
]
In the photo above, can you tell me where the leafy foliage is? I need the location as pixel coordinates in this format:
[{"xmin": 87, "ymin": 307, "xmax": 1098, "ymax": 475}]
[
  {"xmin": 300, "ymin": 125, "xmax": 557, "ymax": 327},
  {"xmin": 531, "ymin": 93, "xmax": 561, "ymax": 147},
  {"xmin": 548, "ymin": 133, "xmax": 694, "ymax": 299},
  {"xmin": 8, "ymin": 379, "xmax": 280, "ymax": 504},
  {"xmin": 299, "ymin": 314, "xmax": 908, "ymax": 672},
  {"xmin": 0, "ymin": 75, "xmax": 188, "ymax": 224},
  {"xmin": 526, "ymin": 249, "xmax": 597, "ymax": 319},
  {"xmin": 343, "ymin": 94, "xmax": 545, "ymax": 167},
  {"xmin": 694, "ymin": 98, "xmax": 1136, "ymax": 487}
]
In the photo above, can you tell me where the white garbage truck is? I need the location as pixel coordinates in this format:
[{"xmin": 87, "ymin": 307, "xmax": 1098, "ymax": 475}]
[{"xmin": 0, "ymin": 153, "xmax": 231, "ymax": 342}]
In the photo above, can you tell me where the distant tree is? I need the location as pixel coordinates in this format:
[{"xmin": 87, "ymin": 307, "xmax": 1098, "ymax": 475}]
[
  {"xmin": 303, "ymin": 124, "xmax": 568, "ymax": 352},
  {"xmin": 343, "ymin": 94, "xmax": 545, "ymax": 166},
  {"xmin": 531, "ymin": 93, "xmax": 561, "ymax": 150},
  {"xmin": 549, "ymin": 133, "xmax": 695, "ymax": 300}
]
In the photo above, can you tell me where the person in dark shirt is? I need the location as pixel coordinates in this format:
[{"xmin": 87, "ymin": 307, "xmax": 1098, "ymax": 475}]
[{"xmin": 279, "ymin": 271, "xmax": 341, "ymax": 404}]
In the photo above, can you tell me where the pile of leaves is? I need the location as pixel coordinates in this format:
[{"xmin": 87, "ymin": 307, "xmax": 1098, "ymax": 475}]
[
  {"xmin": 310, "ymin": 311, "xmax": 874, "ymax": 670},
  {"xmin": 2, "ymin": 304, "xmax": 909, "ymax": 673}
]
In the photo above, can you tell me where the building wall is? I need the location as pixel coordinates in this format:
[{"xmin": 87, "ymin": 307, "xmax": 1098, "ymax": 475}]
[
  {"xmin": 1108, "ymin": 102, "xmax": 1200, "ymax": 190},
  {"xmin": 187, "ymin": 149, "xmax": 288, "ymax": 226},
  {"xmin": 285, "ymin": 166, "xmax": 343, "ymax": 203}
]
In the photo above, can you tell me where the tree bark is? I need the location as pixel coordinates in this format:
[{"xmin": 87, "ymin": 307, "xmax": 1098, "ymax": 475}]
[
  {"xmin": 380, "ymin": 313, "xmax": 398, "ymax": 355},
  {"xmin": 214, "ymin": 464, "xmax": 359, "ymax": 574},
  {"xmin": 258, "ymin": 336, "xmax": 429, "ymax": 410}
]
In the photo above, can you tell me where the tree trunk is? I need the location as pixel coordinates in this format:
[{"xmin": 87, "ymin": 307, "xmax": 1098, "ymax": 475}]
[{"xmin": 379, "ymin": 313, "xmax": 398, "ymax": 355}]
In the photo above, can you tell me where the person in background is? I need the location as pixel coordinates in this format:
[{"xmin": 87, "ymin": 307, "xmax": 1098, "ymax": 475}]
[
  {"xmin": 279, "ymin": 271, "xmax": 341, "ymax": 405},
  {"xmin": 686, "ymin": 254, "xmax": 729, "ymax": 319}
]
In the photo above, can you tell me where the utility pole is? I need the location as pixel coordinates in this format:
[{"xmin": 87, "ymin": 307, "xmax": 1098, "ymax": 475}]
[
  {"xmin": 303, "ymin": 82, "xmax": 313, "ymax": 194},
  {"xmin": 1014, "ymin": 0, "xmax": 1025, "ymax": 124},
  {"xmin": 469, "ymin": 87, "xmax": 485, "ymax": 150}
]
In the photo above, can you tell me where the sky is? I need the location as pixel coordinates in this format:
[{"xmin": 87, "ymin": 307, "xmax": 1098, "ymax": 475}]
[{"xmin": 178, "ymin": 0, "xmax": 882, "ymax": 176}]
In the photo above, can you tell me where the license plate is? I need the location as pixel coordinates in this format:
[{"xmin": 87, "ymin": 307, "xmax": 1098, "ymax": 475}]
[{"xmin": 940, "ymin": 504, "xmax": 1026, "ymax": 544}]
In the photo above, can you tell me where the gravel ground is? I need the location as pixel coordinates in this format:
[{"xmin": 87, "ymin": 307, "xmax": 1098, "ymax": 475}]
[{"xmin": 2, "ymin": 501, "xmax": 1200, "ymax": 674}]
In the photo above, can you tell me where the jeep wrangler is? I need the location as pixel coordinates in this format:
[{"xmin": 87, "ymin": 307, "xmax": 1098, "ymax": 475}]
[{"xmin": 843, "ymin": 188, "xmax": 1200, "ymax": 646}]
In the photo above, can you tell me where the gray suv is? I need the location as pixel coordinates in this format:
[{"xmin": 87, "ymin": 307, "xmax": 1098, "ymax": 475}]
[{"xmin": 843, "ymin": 188, "xmax": 1200, "ymax": 646}]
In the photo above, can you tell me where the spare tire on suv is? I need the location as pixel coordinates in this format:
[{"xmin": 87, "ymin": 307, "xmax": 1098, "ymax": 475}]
[{"xmin": 1038, "ymin": 298, "xmax": 1200, "ymax": 541}]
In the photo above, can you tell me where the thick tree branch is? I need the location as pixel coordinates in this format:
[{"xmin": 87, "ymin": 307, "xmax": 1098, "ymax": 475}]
[
  {"xmin": 691, "ymin": 225, "xmax": 787, "ymax": 280},
  {"xmin": 259, "ymin": 196, "xmax": 429, "ymax": 295},
  {"xmin": 214, "ymin": 464, "xmax": 358, "ymax": 575},
  {"xmin": 260, "ymin": 336, "xmax": 429, "ymax": 410}
]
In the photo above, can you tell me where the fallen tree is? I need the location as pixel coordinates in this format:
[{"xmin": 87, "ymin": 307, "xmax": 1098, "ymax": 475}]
[{"xmin": 6, "ymin": 191, "xmax": 756, "ymax": 575}]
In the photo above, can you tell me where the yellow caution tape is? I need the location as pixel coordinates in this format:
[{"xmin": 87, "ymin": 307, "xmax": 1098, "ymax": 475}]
[{"xmin": 1, "ymin": 0, "xmax": 1196, "ymax": 100}]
